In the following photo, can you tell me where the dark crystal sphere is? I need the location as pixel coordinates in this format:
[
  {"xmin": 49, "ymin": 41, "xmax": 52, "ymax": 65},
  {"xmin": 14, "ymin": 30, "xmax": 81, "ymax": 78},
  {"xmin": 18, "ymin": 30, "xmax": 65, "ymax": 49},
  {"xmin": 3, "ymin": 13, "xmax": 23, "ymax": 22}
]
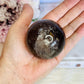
[{"xmin": 26, "ymin": 20, "xmax": 65, "ymax": 59}]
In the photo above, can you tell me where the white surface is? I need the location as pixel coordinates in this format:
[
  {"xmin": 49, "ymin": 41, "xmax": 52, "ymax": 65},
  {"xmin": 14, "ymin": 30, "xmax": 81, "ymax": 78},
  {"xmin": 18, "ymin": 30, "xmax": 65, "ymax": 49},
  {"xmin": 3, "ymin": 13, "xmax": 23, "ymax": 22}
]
[
  {"xmin": 40, "ymin": 0, "xmax": 63, "ymax": 3},
  {"xmin": 36, "ymin": 68, "xmax": 84, "ymax": 84}
]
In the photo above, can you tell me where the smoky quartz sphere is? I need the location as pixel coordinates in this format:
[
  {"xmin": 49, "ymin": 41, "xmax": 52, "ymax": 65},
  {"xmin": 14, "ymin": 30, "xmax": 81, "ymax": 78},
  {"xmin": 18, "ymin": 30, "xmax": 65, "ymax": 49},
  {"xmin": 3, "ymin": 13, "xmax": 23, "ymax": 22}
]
[{"xmin": 26, "ymin": 20, "xmax": 65, "ymax": 59}]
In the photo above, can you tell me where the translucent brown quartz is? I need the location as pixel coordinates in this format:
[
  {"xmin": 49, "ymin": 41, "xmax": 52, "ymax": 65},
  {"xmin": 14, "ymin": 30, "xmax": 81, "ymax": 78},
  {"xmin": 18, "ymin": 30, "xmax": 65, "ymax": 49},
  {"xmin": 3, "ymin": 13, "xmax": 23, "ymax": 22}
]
[{"xmin": 26, "ymin": 20, "xmax": 65, "ymax": 59}]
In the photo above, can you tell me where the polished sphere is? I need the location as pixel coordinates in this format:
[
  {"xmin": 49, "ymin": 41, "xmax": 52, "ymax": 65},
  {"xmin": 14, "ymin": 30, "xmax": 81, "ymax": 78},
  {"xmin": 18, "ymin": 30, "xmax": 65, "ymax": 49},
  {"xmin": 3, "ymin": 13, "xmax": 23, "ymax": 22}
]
[{"xmin": 26, "ymin": 20, "xmax": 65, "ymax": 59}]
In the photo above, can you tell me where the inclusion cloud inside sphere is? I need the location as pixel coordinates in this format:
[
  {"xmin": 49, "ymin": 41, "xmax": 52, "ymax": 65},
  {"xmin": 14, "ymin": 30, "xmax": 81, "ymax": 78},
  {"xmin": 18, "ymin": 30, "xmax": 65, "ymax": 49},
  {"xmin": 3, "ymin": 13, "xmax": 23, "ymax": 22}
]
[{"xmin": 26, "ymin": 20, "xmax": 65, "ymax": 59}]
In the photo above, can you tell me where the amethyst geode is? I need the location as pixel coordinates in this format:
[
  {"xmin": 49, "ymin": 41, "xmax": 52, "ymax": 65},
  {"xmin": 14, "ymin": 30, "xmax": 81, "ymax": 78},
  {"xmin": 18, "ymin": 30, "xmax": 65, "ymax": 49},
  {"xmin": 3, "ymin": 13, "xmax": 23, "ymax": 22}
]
[
  {"xmin": 0, "ymin": 0, "xmax": 40, "ymax": 43},
  {"xmin": 26, "ymin": 20, "xmax": 65, "ymax": 59},
  {"xmin": 0, "ymin": 0, "xmax": 22, "ymax": 43}
]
